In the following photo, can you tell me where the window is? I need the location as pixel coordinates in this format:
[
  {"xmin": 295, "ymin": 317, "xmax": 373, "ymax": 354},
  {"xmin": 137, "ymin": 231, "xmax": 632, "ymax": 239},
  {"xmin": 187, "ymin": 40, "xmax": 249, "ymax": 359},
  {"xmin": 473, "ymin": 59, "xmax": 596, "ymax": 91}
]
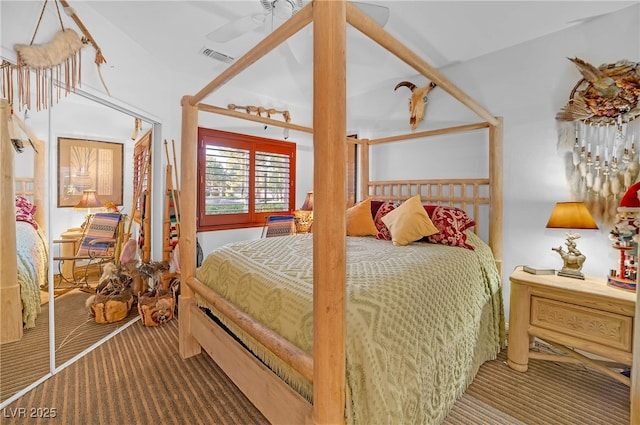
[{"xmin": 198, "ymin": 128, "xmax": 296, "ymax": 231}]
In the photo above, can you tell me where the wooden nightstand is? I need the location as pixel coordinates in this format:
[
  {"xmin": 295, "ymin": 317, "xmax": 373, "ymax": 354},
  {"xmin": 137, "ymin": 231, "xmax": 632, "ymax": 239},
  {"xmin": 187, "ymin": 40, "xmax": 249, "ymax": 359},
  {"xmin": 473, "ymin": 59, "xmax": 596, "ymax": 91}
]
[
  {"xmin": 56, "ymin": 228, "xmax": 84, "ymax": 280},
  {"xmin": 507, "ymin": 266, "xmax": 636, "ymax": 386}
]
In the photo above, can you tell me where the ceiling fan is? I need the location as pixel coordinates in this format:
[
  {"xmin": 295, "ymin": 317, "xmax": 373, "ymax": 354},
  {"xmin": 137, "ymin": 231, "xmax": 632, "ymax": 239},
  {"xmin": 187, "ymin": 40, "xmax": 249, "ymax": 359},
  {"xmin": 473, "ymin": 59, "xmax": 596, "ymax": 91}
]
[{"xmin": 206, "ymin": 0, "xmax": 390, "ymax": 43}]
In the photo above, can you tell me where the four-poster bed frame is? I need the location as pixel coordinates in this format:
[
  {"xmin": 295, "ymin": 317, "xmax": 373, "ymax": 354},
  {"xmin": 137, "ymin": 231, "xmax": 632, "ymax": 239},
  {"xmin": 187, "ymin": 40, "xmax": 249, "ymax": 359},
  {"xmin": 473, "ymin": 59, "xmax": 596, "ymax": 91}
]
[
  {"xmin": 1, "ymin": 98, "xmax": 46, "ymax": 344},
  {"xmin": 178, "ymin": 1, "xmax": 635, "ymax": 424}
]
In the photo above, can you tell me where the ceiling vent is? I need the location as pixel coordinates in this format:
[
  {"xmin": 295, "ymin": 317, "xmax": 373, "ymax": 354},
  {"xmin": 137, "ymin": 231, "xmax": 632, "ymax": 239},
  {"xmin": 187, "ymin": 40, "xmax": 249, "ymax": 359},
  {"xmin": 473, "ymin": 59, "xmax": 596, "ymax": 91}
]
[{"xmin": 199, "ymin": 47, "xmax": 235, "ymax": 64}]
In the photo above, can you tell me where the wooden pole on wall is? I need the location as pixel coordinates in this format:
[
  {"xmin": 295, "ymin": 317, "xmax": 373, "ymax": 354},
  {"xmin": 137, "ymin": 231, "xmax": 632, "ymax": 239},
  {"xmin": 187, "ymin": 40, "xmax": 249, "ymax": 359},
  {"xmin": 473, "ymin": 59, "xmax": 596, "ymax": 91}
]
[
  {"xmin": 313, "ymin": 1, "xmax": 347, "ymax": 424},
  {"xmin": 163, "ymin": 163, "xmax": 173, "ymax": 263},
  {"xmin": 142, "ymin": 187, "xmax": 152, "ymax": 263},
  {"xmin": 0, "ymin": 98, "xmax": 23, "ymax": 344}
]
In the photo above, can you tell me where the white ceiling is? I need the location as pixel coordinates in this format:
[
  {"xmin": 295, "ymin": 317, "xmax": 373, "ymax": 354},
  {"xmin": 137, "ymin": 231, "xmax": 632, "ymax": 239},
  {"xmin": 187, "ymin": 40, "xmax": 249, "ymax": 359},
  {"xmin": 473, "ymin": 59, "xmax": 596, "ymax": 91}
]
[
  {"xmin": 3, "ymin": 1, "xmax": 637, "ymax": 129},
  {"xmin": 85, "ymin": 1, "xmax": 637, "ymax": 67},
  {"xmin": 82, "ymin": 1, "xmax": 636, "ymax": 95}
]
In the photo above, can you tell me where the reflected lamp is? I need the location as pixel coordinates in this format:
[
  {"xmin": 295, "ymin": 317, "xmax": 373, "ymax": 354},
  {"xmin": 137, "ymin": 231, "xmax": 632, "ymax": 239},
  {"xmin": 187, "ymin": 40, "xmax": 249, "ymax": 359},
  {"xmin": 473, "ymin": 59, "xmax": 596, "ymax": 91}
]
[
  {"xmin": 294, "ymin": 191, "xmax": 314, "ymax": 233},
  {"xmin": 75, "ymin": 189, "xmax": 103, "ymax": 228}
]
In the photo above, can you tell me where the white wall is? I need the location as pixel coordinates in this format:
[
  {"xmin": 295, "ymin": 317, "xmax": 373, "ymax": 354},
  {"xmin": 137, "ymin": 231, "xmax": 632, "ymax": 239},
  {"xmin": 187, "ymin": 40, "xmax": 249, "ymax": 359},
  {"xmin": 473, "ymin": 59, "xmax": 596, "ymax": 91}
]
[
  {"xmin": 5, "ymin": 1, "xmax": 639, "ymax": 322},
  {"xmin": 1, "ymin": 1, "xmax": 167, "ymax": 255},
  {"xmin": 1, "ymin": 1, "xmax": 316, "ymax": 260},
  {"xmin": 49, "ymin": 100, "xmax": 137, "ymax": 231},
  {"xmin": 444, "ymin": 5, "xmax": 640, "ymax": 319}
]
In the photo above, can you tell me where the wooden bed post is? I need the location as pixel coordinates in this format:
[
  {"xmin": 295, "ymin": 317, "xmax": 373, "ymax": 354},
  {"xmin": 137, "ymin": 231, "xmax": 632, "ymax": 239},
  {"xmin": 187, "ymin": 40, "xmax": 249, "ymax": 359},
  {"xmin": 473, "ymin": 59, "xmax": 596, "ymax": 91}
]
[
  {"xmin": 179, "ymin": 95, "xmax": 201, "ymax": 359},
  {"xmin": 0, "ymin": 98, "xmax": 23, "ymax": 344},
  {"xmin": 176, "ymin": 1, "xmax": 510, "ymax": 422},
  {"xmin": 631, "ymin": 289, "xmax": 640, "ymax": 425},
  {"xmin": 489, "ymin": 117, "xmax": 503, "ymax": 274},
  {"xmin": 313, "ymin": 1, "xmax": 347, "ymax": 424},
  {"xmin": 32, "ymin": 138, "xmax": 45, "ymax": 232},
  {"xmin": 632, "ymin": 251, "xmax": 639, "ymax": 424},
  {"xmin": 13, "ymin": 116, "xmax": 46, "ymax": 233},
  {"xmin": 359, "ymin": 140, "xmax": 370, "ymax": 202}
]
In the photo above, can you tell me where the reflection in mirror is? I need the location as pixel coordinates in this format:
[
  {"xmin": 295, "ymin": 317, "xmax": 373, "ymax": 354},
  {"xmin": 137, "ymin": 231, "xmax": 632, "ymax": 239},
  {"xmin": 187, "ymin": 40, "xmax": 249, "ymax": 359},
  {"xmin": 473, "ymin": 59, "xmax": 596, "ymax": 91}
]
[
  {"xmin": 0, "ymin": 86, "xmax": 157, "ymax": 405},
  {"xmin": 49, "ymin": 95, "xmax": 147, "ymax": 370},
  {"xmin": 0, "ymin": 1, "xmax": 161, "ymax": 406},
  {"xmin": 1, "ymin": 99, "xmax": 50, "ymax": 405}
]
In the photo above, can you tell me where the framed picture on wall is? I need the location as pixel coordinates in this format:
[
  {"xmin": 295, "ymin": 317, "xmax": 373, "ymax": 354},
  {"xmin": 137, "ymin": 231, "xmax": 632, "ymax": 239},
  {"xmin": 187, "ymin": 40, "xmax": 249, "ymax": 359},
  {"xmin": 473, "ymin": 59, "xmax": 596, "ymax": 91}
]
[{"xmin": 57, "ymin": 137, "xmax": 124, "ymax": 208}]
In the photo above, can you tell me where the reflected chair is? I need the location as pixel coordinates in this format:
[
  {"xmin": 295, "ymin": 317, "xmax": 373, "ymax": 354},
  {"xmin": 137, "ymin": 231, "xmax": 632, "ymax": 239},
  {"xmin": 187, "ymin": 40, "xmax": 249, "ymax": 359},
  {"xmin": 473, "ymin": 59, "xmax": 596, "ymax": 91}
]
[
  {"xmin": 54, "ymin": 213, "xmax": 123, "ymax": 289},
  {"xmin": 261, "ymin": 215, "xmax": 296, "ymax": 238}
]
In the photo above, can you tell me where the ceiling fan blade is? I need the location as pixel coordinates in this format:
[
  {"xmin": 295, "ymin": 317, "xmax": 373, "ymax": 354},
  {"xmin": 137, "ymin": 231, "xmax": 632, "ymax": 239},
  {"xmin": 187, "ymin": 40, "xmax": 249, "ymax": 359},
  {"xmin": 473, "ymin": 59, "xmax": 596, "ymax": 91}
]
[
  {"xmin": 206, "ymin": 13, "xmax": 267, "ymax": 43},
  {"xmin": 352, "ymin": 2, "xmax": 389, "ymax": 27}
]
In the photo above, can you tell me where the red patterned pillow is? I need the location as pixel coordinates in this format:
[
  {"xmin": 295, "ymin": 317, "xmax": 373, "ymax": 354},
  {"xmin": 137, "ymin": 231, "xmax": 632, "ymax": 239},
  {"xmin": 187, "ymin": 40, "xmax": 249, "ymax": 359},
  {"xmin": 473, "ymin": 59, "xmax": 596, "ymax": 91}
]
[
  {"xmin": 373, "ymin": 202, "xmax": 395, "ymax": 241},
  {"xmin": 423, "ymin": 205, "xmax": 476, "ymax": 250},
  {"xmin": 15, "ymin": 196, "xmax": 39, "ymax": 230},
  {"xmin": 16, "ymin": 195, "xmax": 36, "ymax": 214},
  {"xmin": 370, "ymin": 200, "xmax": 385, "ymax": 219}
]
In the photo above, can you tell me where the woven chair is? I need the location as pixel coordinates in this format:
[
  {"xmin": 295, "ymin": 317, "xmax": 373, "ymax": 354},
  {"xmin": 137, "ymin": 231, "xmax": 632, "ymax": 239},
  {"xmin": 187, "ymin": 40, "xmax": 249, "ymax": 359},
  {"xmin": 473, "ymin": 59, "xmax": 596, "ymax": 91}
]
[
  {"xmin": 261, "ymin": 215, "xmax": 296, "ymax": 238},
  {"xmin": 53, "ymin": 213, "xmax": 123, "ymax": 289}
]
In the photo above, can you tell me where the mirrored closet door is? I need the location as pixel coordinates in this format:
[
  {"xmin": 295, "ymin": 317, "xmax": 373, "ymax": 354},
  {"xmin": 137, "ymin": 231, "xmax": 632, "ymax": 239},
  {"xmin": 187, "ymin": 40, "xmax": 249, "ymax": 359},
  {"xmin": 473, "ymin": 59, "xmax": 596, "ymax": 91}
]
[
  {"xmin": 1, "ymin": 84, "xmax": 161, "ymax": 405},
  {"xmin": 1, "ymin": 0, "xmax": 159, "ymax": 406},
  {"xmin": 49, "ymin": 93, "xmax": 153, "ymax": 370}
]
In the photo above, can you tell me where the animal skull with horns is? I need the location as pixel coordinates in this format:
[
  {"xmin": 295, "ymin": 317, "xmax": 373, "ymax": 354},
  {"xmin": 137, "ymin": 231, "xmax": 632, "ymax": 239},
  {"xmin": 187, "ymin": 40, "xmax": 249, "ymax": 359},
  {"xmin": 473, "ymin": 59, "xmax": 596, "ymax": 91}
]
[{"xmin": 394, "ymin": 81, "xmax": 437, "ymax": 130}]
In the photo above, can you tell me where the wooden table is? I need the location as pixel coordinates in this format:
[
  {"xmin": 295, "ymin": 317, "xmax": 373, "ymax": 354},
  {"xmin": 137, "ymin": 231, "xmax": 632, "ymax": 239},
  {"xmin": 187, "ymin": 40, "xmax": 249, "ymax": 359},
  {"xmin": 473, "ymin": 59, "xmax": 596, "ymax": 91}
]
[
  {"xmin": 507, "ymin": 266, "xmax": 636, "ymax": 386},
  {"xmin": 57, "ymin": 228, "xmax": 84, "ymax": 280}
]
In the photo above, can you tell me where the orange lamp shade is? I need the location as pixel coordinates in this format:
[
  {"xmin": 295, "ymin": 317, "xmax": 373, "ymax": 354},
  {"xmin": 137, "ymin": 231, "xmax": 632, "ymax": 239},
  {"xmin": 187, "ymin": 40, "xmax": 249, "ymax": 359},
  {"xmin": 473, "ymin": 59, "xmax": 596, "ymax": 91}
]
[
  {"xmin": 301, "ymin": 191, "xmax": 313, "ymax": 211},
  {"xmin": 545, "ymin": 202, "xmax": 598, "ymax": 230},
  {"xmin": 75, "ymin": 189, "xmax": 103, "ymax": 210}
]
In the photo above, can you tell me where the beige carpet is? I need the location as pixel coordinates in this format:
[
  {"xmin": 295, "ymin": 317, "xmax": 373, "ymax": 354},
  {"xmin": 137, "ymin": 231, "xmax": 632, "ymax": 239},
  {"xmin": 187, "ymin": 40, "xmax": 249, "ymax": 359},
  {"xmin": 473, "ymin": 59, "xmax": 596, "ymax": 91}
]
[
  {"xmin": 1, "ymin": 289, "xmax": 138, "ymax": 403},
  {"xmin": 2, "ymin": 316, "xmax": 630, "ymax": 425},
  {"xmin": 445, "ymin": 345, "xmax": 630, "ymax": 425}
]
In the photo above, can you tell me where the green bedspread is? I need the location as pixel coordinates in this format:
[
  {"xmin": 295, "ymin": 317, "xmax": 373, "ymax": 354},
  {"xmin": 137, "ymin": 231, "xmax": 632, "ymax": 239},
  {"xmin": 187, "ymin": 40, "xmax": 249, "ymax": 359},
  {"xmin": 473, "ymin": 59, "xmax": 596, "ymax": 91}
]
[
  {"xmin": 16, "ymin": 221, "xmax": 48, "ymax": 329},
  {"xmin": 196, "ymin": 232, "xmax": 504, "ymax": 424}
]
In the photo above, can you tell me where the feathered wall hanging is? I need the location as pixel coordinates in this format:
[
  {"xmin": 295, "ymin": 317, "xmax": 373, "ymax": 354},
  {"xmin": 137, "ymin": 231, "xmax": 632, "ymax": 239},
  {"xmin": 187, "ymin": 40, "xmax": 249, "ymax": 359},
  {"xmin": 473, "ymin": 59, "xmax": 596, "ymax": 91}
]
[
  {"xmin": 4, "ymin": 0, "xmax": 109, "ymax": 112},
  {"xmin": 14, "ymin": 28, "xmax": 85, "ymax": 111},
  {"xmin": 556, "ymin": 57, "xmax": 640, "ymax": 225}
]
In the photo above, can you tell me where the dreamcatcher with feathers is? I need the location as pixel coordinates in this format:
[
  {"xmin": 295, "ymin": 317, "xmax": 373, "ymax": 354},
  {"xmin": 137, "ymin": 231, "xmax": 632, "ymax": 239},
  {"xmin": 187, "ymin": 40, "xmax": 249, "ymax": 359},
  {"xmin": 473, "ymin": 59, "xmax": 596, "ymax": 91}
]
[{"xmin": 556, "ymin": 57, "xmax": 640, "ymax": 224}]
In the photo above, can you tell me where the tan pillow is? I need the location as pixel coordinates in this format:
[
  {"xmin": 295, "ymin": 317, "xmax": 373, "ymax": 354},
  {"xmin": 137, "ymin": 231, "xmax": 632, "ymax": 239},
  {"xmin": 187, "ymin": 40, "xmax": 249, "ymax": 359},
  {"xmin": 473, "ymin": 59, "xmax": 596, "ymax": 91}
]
[
  {"xmin": 381, "ymin": 195, "xmax": 439, "ymax": 246},
  {"xmin": 346, "ymin": 198, "xmax": 378, "ymax": 236}
]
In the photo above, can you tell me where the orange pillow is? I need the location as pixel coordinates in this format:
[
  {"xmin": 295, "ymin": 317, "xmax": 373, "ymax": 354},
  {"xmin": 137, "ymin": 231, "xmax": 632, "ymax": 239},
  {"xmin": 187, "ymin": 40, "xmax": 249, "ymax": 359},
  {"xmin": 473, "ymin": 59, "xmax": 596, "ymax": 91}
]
[
  {"xmin": 346, "ymin": 199, "xmax": 379, "ymax": 236},
  {"xmin": 381, "ymin": 195, "xmax": 439, "ymax": 246}
]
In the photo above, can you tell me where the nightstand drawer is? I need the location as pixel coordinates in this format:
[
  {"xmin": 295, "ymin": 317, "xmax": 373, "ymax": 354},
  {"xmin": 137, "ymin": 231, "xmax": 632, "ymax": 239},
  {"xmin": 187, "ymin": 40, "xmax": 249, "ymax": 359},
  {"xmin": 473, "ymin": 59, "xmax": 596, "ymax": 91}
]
[{"xmin": 531, "ymin": 296, "xmax": 633, "ymax": 352}]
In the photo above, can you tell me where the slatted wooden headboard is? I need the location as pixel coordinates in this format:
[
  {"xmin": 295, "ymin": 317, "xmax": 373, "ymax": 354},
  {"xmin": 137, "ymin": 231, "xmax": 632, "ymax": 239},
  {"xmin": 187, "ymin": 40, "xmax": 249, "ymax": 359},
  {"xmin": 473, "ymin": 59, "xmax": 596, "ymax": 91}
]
[
  {"xmin": 368, "ymin": 178, "xmax": 490, "ymax": 237},
  {"xmin": 15, "ymin": 176, "xmax": 45, "ymax": 233},
  {"xmin": 15, "ymin": 177, "xmax": 35, "ymax": 202}
]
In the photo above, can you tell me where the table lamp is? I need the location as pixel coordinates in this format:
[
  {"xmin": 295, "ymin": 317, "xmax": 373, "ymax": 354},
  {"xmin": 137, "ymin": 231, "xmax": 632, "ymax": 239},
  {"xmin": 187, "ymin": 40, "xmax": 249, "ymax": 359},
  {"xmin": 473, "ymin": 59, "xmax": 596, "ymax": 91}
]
[
  {"xmin": 294, "ymin": 191, "xmax": 313, "ymax": 233},
  {"xmin": 546, "ymin": 201, "xmax": 598, "ymax": 279},
  {"xmin": 75, "ymin": 189, "xmax": 103, "ymax": 228}
]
